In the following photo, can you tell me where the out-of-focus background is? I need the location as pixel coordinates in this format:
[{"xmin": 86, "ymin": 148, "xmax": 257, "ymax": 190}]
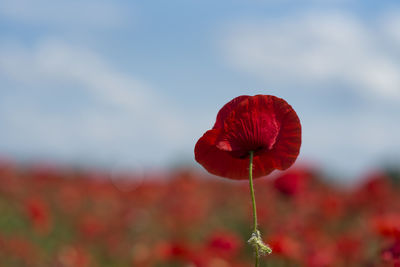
[{"xmin": 1, "ymin": 1, "xmax": 400, "ymax": 266}]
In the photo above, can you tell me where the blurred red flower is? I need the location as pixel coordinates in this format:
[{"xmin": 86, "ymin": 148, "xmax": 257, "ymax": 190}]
[
  {"xmin": 156, "ymin": 241, "xmax": 193, "ymax": 262},
  {"xmin": 273, "ymin": 168, "xmax": 310, "ymax": 196},
  {"xmin": 195, "ymin": 95, "xmax": 301, "ymax": 179},
  {"xmin": 372, "ymin": 214, "xmax": 400, "ymax": 239},
  {"xmin": 268, "ymin": 234, "xmax": 301, "ymax": 260},
  {"xmin": 25, "ymin": 197, "xmax": 52, "ymax": 234},
  {"xmin": 206, "ymin": 231, "xmax": 242, "ymax": 259},
  {"xmin": 382, "ymin": 240, "xmax": 400, "ymax": 266}
]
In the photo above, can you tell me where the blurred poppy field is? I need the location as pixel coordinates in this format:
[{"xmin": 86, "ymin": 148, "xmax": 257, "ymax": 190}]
[{"xmin": 1, "ymin": 160, "xmax": 400, "ymax": 267}]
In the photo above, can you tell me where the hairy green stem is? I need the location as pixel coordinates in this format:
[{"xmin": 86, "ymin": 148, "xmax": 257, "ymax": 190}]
[
  {"xmin": 248, "ymin": 151, "xmax": 259, "ymax": 267},
  {"xmin": 248, "ymin": 151, "xmax": 258, "ymax": 233},
  {"xmin": 248, "ymin": 151, "xmax": 272, "ymax": 267}
]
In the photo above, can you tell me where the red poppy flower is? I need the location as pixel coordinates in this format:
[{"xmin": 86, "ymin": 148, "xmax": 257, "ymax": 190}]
[{"xmin": 195, "ymin": 95, "xmax": 301, "ymax": 179}]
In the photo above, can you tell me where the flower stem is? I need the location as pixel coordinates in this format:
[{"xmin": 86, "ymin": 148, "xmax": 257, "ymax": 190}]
[
  {"xmin": 247, "ymin": 151, "xmax": 272, "ymax": 267},
  {"xmin": 248, "ymin": 151, "xmax": 259, "ymax": 267},
  {"xmin": 248, "ymin": 151, "xmax": 258, "ymax": 234}
]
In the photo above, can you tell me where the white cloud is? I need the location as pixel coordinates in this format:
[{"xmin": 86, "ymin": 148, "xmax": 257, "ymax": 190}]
[
  {"xmin": 222, "ymin": 12, "xmax": 400, "ymax": 101},
  {"xmin": 0, "ymin": 39, "xmax": 187, "ymax": 165},
  {"xmin": 0, "ymin": 0, "xmax": 128, "ymax": 29}
]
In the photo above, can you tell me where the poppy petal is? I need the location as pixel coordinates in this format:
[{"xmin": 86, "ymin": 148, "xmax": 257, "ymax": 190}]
[
  {"xmin": 195, "ymin": 129, "xmax": 250, "ymax": 180},
  {"xmin": 195, "ymin": 129, "xmax": 277, "ymax": 180},
  {"xmin": 213, "ymin": 95, "xmax": 250, "ymax": 129},
  {"xmin": 266, "ymin": 97, "xmax": 301, "ymax": 170},
  {"xmin": 216, "ymin": 95, "xmax": 281, "ymax": 158}
]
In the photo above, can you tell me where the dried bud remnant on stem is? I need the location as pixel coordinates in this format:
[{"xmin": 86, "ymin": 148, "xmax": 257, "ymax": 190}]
[{"xmin": 248, "ymin": 230, "xmax": 272, "ymax": 256}]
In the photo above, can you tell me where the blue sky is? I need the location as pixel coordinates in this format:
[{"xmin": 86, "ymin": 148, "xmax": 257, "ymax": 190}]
[{"xmin": 0, "ymin": 0, "xmax": 399, "ymax": 181}]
